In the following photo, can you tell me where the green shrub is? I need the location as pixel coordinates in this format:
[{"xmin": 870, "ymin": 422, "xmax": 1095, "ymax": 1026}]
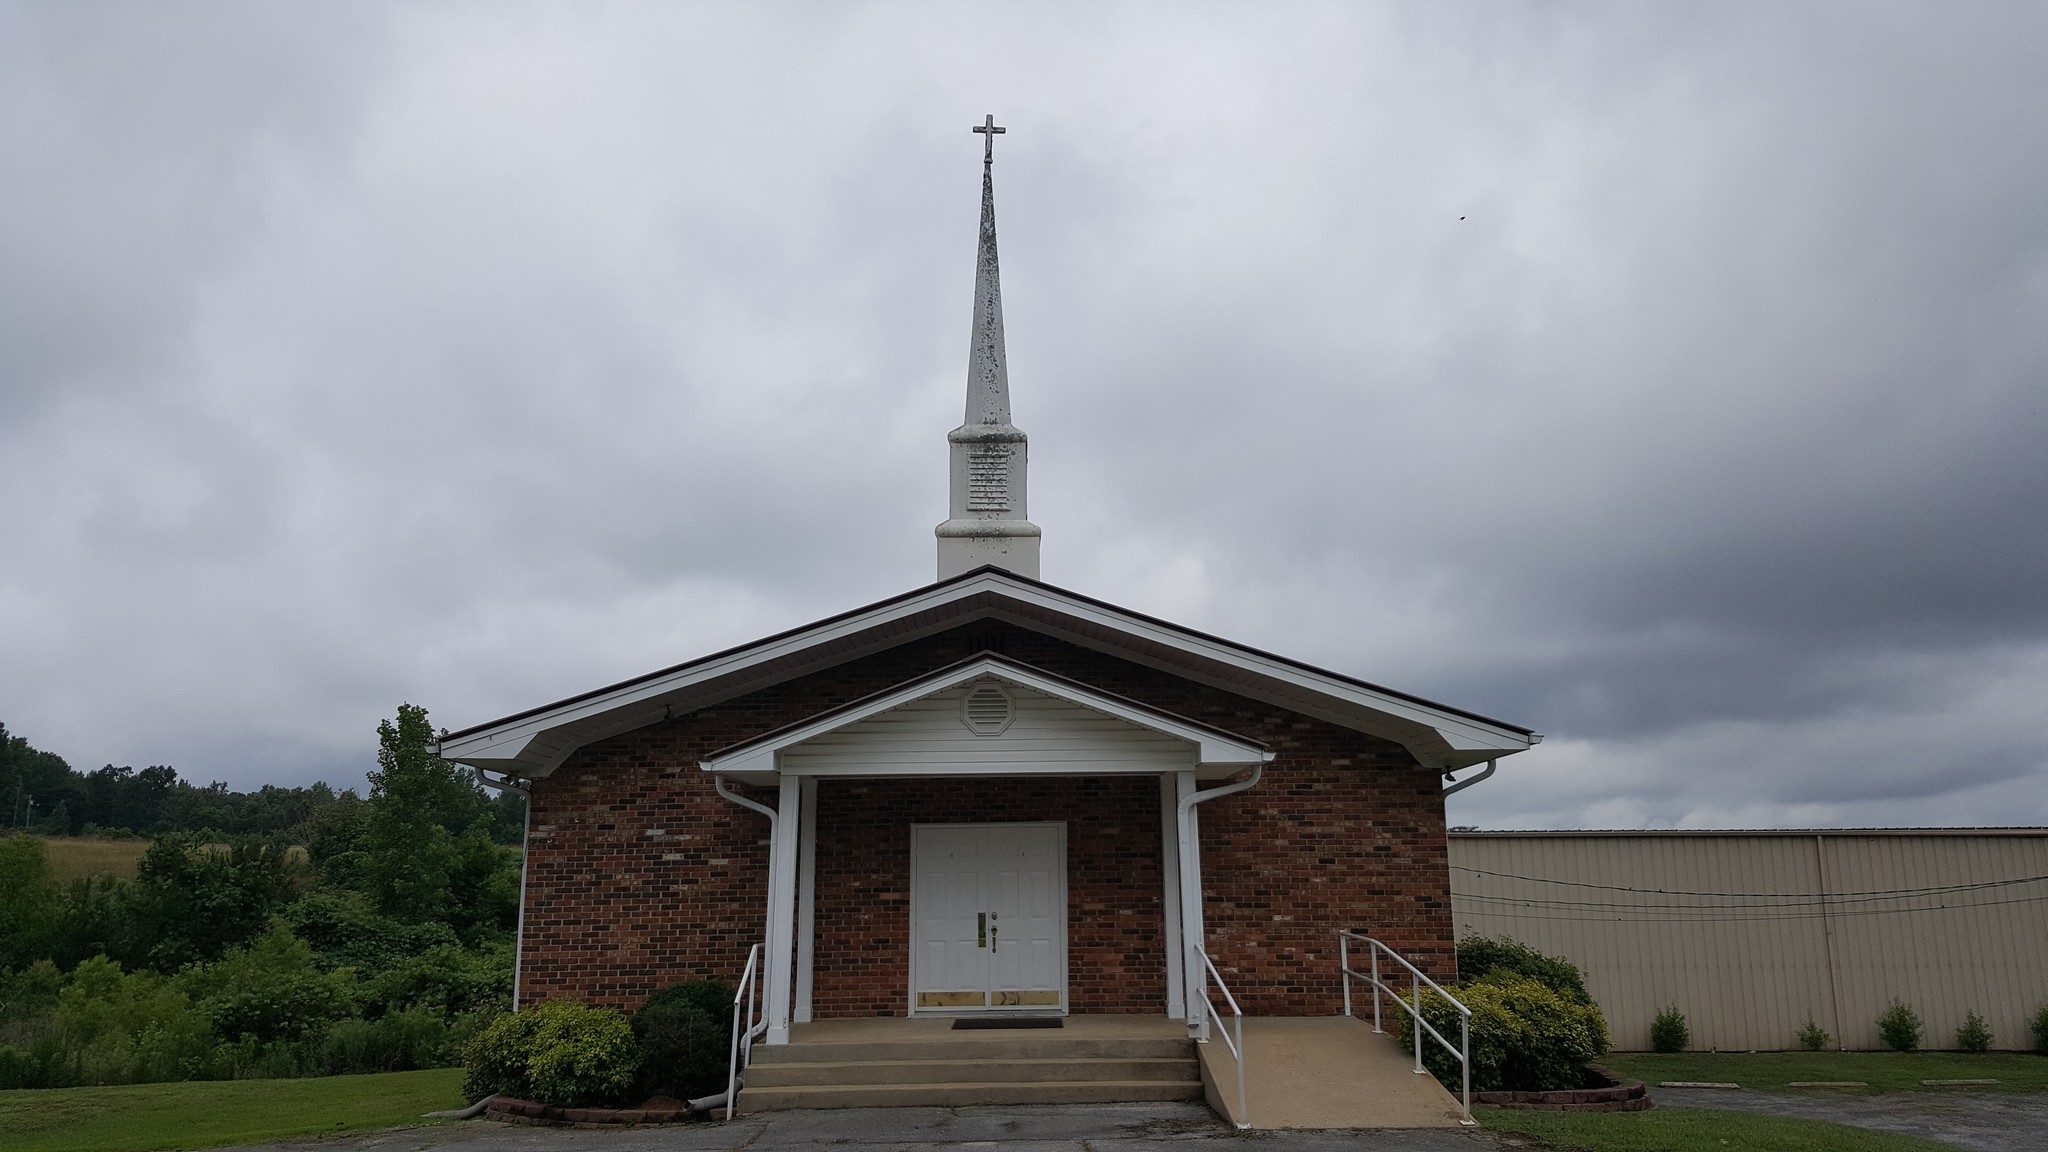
[
  {"xmin": 462, "ymin": 1001, "xmax": 638, "ymax": 1107},
  {"xmin": 0, "ymin": 1034, "xmax": 69, "ymax": 1090},
  {"xmin": 528, "ymin": 1002, "xmax": 637, "ymax": 1107},
  {"xmin": 125, "ymin": 835, "xmax": 296, "ymax": 972},
  {"xmin": 2033, "ymin": 1004, "xmax": 2048, "ymax": 1054},
  {"xmin": 631, "ymin": 981, "xmax": 733, "ymax": 1101},
  {"xmin": 462, "ymin": 1008, "xmax": 542, "ymax": 1102},
  {"xmin": 1400, "ymin": 975, "xmax": 1607, "ymax": 1092},
  {"xmin": 1878, "ymin": 999, "xmax": 1921, "ymax": 1052},
  {"xmin": 1955, "ymin": 1010, "xmax": 1992, "ymax": 1053},
  {"xmin": 1797, "ymin": 1018, "xmax": 1830, "ymax": 1051},
  {"xmin": 0, "ymin": 837, "xmax": 61, "ymax": 972},
  {"xmin": 362, "ymin": 942, "xmax": 512, "ymax": 1018},
  {"xmin": 178, "ymin": 922, "xmax": 359, "ymax": 1043},
  {"xmin": 0, "ymin": 960, "xmax": 63, "ymax": 1022},
  {"xmin": 315, "ymin": 1007, "xmax": 456, "ymax": 1074},
  {"xmin": 281, "ymin": 892, "xmax": 459, "ymax": 978},
  {"xmin": 1455, "ymin": 936, "xmax": 1591, "ymax": 1005},
  {"xmin": 0, "ymin": 1044, "xmax": 41, "ymax": 1090},
  {"xmin": 57, "ymin": 956, "xmax": 213, "ymax": 1067},
  {"xmin": 1650, "ymin": 1005, "xmax": 1688, "ymax": 1053}
]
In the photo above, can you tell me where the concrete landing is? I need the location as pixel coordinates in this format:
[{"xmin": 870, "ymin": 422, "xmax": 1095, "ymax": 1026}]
[{"xmin": 1197, "ymin": 1016, "xmax": 1468, "ymax": 1130}]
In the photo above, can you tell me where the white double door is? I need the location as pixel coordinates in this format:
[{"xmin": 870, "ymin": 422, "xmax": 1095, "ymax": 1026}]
[{"xmin": 910, "ymin": 822, "xmax": 1067, "ymax": 1013}]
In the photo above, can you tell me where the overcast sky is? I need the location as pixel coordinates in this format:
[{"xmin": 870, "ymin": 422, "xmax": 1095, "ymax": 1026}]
[{"xmin": 4, "ymin": 2, "xmax": 2045, "ymax": 829}]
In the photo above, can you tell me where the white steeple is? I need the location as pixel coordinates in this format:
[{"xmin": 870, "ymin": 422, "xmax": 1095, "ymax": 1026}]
[{"xmin": 936, "ymin": 115, "xmax": 1041, "ymax": 581}]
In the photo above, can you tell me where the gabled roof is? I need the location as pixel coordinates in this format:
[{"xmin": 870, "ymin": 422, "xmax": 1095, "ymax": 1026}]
[
  {"xmin": 699, "ymin": 652, "xmax": 1274, "ymax": 783},
  {"xmin": 435, "ymin": 566, "xmax": 1539, "ymax": 778}
]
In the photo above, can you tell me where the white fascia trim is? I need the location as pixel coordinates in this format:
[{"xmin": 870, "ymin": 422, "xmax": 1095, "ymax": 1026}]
[
  {"xmin": 698, "ymin": 656, "xmax": 1273, "ymax": 779},
  {"xmin": 439, "ymin": 570, "xmax": 1534, "ymax": 773},
  {"xmin": 978, "ymin": 585, "xmax": 1532, "ymax": 753},
  {"xmin": 435, "ymin": 581, "xmax": 1005, "ymax": 767}
]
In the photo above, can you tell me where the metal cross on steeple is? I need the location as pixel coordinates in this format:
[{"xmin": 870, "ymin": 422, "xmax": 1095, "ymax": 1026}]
[{"xmin": 973, "ymin": 114, "xmax": 1005, "ymax": 166}]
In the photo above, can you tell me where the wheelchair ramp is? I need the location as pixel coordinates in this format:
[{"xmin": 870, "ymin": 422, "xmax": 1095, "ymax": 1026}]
[{"xmin": 1196, "ymin": 1016, "xmax": 1468, "ymax": 1129}]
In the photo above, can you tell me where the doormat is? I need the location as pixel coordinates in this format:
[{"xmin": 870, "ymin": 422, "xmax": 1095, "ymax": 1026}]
[{"xmin": 952, "ymin": 1017, "xmax": 1064, "ymax": 1030}]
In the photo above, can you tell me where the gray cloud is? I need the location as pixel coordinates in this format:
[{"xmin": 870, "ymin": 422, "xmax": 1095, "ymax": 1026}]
[{"xmin": 3, "ymin": 1, "xmax": 2044, "ymax": 828}]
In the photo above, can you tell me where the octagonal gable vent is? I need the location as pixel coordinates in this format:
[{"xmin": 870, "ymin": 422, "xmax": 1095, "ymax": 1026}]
[{"xmin": 961, "ymin": 681, "xmax": 1014, "ymax": 736}]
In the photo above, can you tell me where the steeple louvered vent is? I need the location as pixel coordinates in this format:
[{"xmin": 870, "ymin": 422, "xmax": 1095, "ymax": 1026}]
[{"xmin": 961, "ymin": 682, "xmax": 1014, "ymax": 736}]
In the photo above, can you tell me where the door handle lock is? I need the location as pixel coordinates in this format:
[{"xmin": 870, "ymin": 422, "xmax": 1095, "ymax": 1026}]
[{"xmin": 990, "ymin": 911, "xmax": 998, "ymax": 954}]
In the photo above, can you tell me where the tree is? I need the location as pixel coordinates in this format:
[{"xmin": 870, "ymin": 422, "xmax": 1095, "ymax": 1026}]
[
  {"xmin": 124, "ymin": 834, "xmax": 296, "ymax": 972},
  {"xmin": 82, "ymin": 764, "xmax": 178, "ymax": 833},
  {"xmin": 2, "ymin": 722, "xmax": 84, "ymax": 833},
  {"xmin": 0, "ymin": 836, "xmax": 60, "ymax": 970},
  {"xmin": 359, "ymin": 704, "xmax": 505, "ymax": 930}
]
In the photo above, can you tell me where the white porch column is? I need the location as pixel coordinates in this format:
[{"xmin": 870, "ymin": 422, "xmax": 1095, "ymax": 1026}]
[
  {"xmin": 795, "ymin": 777, "xmax": 818, "ymax": 1024},
  {"xmin": 765, "ymin": 774, "xmax": 802, "ymax": 1044},
  {"xmin": 1174, "ymin": 770, "xmax": 1206, "ymax": 1037},
  {"xmin": 1159, "ymin": 774, "xmax": 1184, "ymax": 1019}
]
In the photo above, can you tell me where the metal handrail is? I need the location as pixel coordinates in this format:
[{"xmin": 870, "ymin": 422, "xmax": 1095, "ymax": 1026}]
[
  {"xmin": 724, "ymin": 942, "xmax": 766, "ymax": 1121},
  {"xmin": 1337, "ymin": 930, "xmax": 1473, "ymax": 1125},
  {"xmin": 1193, "ymin": 946, "xmax": 1249, "ymax": 1130}
]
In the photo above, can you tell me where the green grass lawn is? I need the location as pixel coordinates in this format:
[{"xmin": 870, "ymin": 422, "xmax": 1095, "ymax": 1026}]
[
  {"xmin": 0, "ymin": 1068, "xmax": 467, "ymax": 1152},
  {"xmin": 1479, "ymin": 1105, "xmax": 1955, "ymax": 1152},
  {"xmin": 1601, "ymin": 1050, "xmax": 2048, "ymax": 1094}
]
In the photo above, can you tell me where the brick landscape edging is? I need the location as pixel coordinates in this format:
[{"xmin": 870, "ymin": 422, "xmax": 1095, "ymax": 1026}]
[
  {"xmin": 1475, "ymin": 1066, "xmax": 1653, "ymax": 1112},
  {"xmin": 483, "ymin": 1097, "xmax": 694, "ymax": 1126}
]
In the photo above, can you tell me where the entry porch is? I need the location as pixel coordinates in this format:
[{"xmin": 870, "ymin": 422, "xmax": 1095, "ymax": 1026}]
[{"xmin": 704, "ymin": 653, "xmax": 1277, "ymax": 1042}]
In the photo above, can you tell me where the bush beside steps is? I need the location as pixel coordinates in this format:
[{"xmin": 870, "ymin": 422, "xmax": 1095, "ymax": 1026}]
[
  {"xmin": 1402, "ymin": 935, "xmax": 1612, "ymax": 1094},
  {"xmin": 461, "ymin": 980, "xmax": 733, "ymax": 1119}
]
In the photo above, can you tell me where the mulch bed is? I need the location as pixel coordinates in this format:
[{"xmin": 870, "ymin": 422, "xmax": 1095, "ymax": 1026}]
[
  {"xmin": 483, "ymin": 1095, "xmax": 702, "ymax": 1126},
  {"xmin": 1475, "ymin": 1065, "xmax": 1653, "ymax": 1112}
]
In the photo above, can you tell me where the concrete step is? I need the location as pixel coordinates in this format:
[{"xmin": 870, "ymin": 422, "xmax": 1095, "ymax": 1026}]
[
  {"xmin": 748, "ymin": 1036, "xmax": 1194, "ymax": 1064},
  {"xmin": 738, "ymin": 1079, "xmax": 1205, "ymax": 1111},
  {"xmin": 745, "ymin": 1056, "xmax": 1200, "ymax": 1087}
]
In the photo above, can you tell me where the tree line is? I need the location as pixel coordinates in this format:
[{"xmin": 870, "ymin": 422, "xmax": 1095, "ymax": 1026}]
[
  {"xmin": 0, "ymin": 706, "xmax": 526, "ymax": 1088},
  {"xmin": 1, "ymin": 719, "xmax": 523, "ymax": 844}
]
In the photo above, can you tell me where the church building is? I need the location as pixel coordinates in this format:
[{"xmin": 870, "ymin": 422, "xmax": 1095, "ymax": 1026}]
[{"xmin": 436, "ymin": 120, "xmax": 1537, "ymax": 1116}]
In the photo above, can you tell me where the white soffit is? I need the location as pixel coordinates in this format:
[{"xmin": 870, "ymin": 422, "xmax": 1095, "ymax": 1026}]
[
  {"xmin": 699, "ymin": 654, "xmax": 1274, "ymax": 784},
  {"xmin": 434, "ymin": 568, "xmax": 1538, "ymax": 777}
]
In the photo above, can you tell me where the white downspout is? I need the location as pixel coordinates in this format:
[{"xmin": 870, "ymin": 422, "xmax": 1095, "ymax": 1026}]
[
  {"xmin": 1440, "ymin": 759, "xmax": 1496, "ymax": 798},
  {"xmin": 715, "ymin": 774, "xmax": 778, "ymax": 825},
  {"xmin": 715, "ymin": 777, "xmax": 779, "ymax": 957},
  {"xmin": 1176, "ymin": 759, "xmax": 1270, "ymax": 1037},
  {"xmin": 715, "ymin": 775, "xmax": 796, "ymax": 1044},
  {"xmin": 471, "ymin": 766, "xmax": 532, "ymax": 1012}
]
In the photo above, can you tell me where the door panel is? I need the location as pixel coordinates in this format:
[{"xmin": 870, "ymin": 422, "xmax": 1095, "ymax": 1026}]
[
  {"xmin": 912, "ymin": 828, "xmax": 989, "ymax": 1007},
  {"xmin": 910, "ymin": 823, "xmax": 1065, "ymax": 1013}
]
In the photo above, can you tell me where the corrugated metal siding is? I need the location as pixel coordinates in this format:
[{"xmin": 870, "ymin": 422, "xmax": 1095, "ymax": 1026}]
[
  {"xmin": 781, "ymin": 683, "xmax": 1194, "ymax": 775},
  {"xmin": 1448, "ymin": 831, "xmax": 2048, "ymax": 1051}
]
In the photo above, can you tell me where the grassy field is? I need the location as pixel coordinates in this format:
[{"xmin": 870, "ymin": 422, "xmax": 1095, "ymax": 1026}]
[
  {"xmin": 38, "ymin": 836, "xmax": 151, "ymax": 882},
  {"xmin": 1479, "ymin": 1105, "xmax": 1955, "ymax": 1152},
  {"xmin": 0, "ymin": 1068, "xmax": 466, "ymax": 1152},
  {"xmin": 1602, "ymin": 1050, "xmax": 2048, "ymax": 1093}
]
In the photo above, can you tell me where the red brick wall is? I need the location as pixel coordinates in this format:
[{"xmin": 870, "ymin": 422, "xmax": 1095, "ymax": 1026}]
[{"xmin": 517, "ymin": 621, "xmax": 1455, "ymax": 1016}]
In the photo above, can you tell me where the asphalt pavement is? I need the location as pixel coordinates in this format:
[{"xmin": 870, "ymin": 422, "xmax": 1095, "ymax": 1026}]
[{"xmin": 220, "ymin": 1103, "xmax": 1510, "ymax": 1152}]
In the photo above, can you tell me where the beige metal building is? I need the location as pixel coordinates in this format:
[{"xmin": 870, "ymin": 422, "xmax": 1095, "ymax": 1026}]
[{"xmin": 1447, "ymin": 829, "xmax": 2048, "ymax": 1052}]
